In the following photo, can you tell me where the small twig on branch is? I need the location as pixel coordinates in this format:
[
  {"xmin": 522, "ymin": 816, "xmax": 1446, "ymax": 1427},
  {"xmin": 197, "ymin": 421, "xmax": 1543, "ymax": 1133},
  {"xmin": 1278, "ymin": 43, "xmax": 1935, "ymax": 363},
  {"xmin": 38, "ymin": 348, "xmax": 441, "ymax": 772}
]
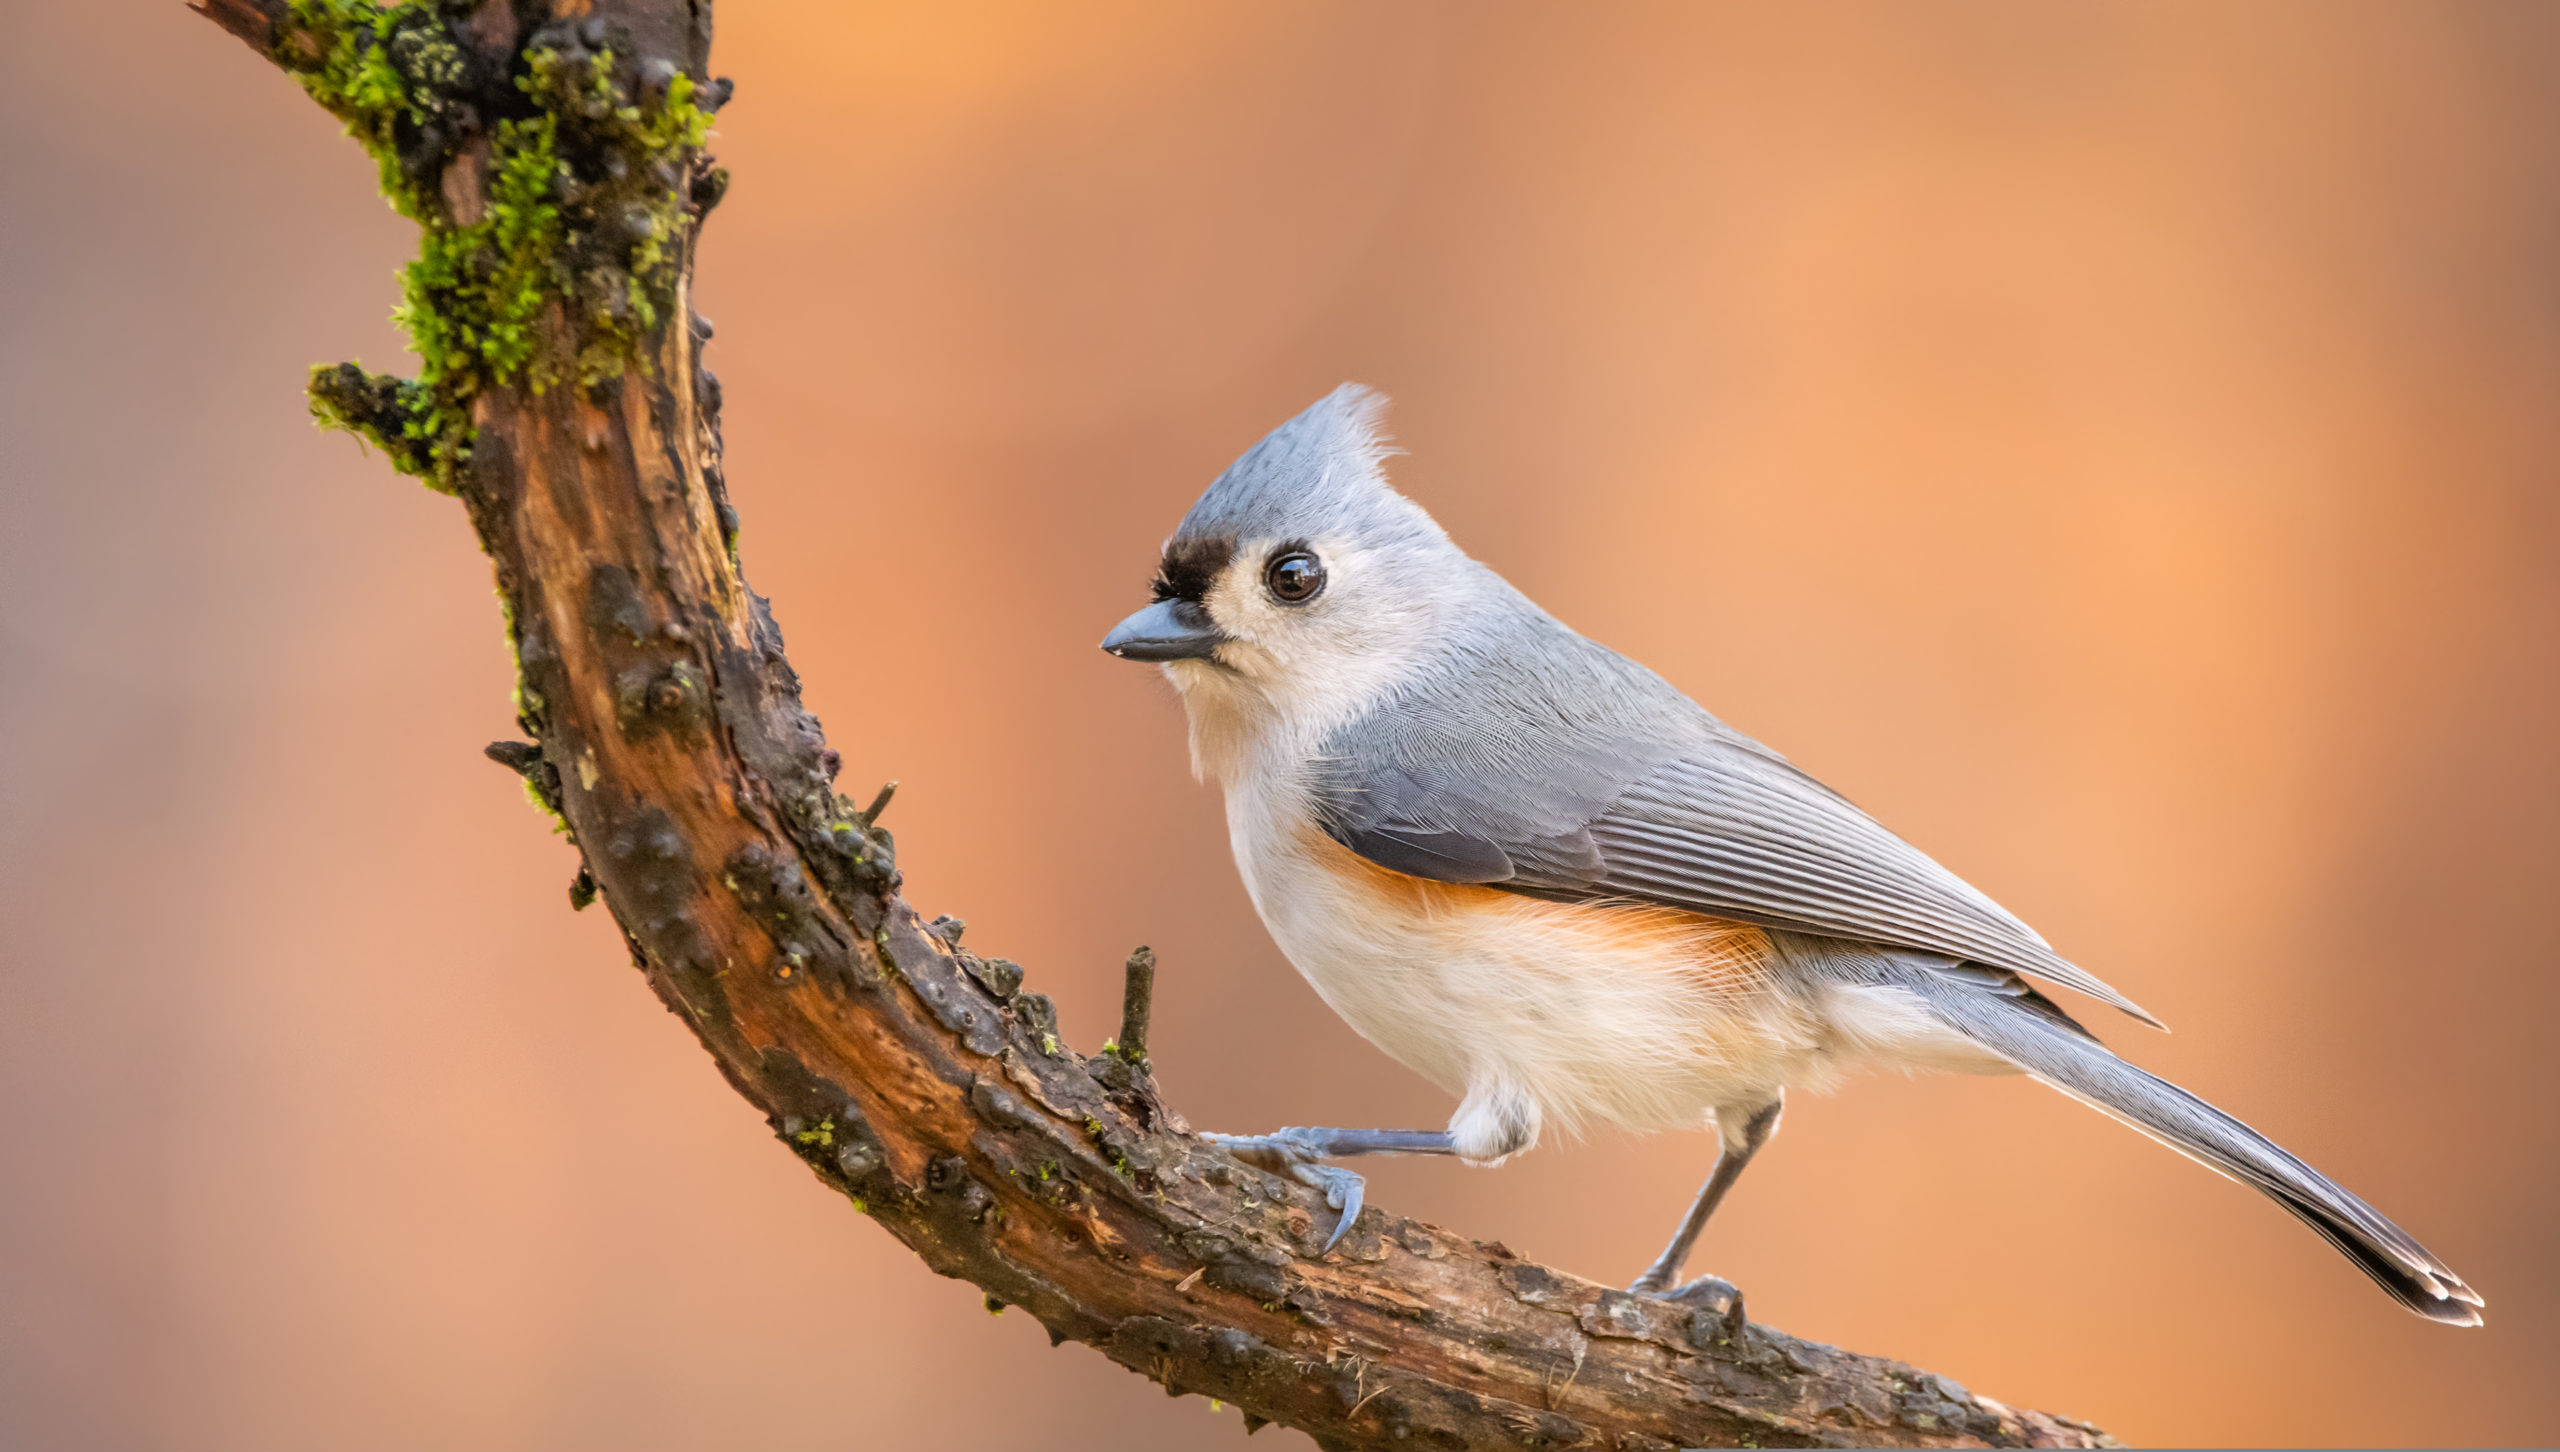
[
  {"xmin": 1118, "ymin": 945, "xmax": 1157, "ymax": 1065},
  {"xmin": 189, "ymin": 0, "xmax": 282, "ymax": 50},
  {"xmin": 194, "ymin": 3, "xmax": 2111, "ymax": 1447},
  {"xmin": 860, "ymin": 779, "xmax": 898, "ymax": 825}
]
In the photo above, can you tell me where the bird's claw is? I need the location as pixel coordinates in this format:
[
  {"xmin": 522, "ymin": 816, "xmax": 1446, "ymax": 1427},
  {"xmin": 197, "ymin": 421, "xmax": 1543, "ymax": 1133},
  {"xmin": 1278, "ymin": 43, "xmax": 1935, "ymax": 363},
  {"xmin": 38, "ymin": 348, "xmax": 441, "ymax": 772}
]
[
  {"xmin": 1202, "ymin": 1128, "xmax": 1366, "ymax": 1253},
  {"xmin": 1303, "ymin": 1163, "xmax": 1366, "ymax": 1252},
  {"xmin": 1655, "ymin": 1273, "xmax": 1748, "ymax": 1338}
]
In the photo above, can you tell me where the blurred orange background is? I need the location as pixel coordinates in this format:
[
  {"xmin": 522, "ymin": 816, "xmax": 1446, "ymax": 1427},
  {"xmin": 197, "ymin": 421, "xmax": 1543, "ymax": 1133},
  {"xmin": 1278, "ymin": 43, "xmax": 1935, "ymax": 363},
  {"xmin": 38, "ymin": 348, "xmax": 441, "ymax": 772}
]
[{"xmin": 3, "ymin": 2, "xmax": 2555, "ymax": 1446}]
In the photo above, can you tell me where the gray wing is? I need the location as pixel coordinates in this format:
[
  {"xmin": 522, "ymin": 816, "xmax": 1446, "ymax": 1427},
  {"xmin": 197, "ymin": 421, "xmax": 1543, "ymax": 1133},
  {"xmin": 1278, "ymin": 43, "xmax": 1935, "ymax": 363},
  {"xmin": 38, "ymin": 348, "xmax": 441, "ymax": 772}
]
[
  {"xmin": 1538, "ymin": 745, "xmax": 2159, "ymax": 1027},
  {"xmin": 1313, "ymin": 643, "xmax": 2159, "ymax": 1028}
]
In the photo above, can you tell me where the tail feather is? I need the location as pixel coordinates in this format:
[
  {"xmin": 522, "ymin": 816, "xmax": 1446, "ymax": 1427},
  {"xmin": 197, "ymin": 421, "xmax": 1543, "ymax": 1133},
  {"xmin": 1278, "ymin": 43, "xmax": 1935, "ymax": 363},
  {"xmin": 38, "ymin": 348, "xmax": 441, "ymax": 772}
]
[{"xmin": 1906, "ymin": 966, "xmax": 2483, "ymax": 1326}]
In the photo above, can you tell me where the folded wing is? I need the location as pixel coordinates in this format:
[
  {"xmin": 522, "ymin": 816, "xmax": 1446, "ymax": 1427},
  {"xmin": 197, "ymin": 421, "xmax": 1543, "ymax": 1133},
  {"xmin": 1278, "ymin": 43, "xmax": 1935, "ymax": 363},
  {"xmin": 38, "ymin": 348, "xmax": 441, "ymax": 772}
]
[{"xmin": 1317, "ymin": 682, "xmax": 2159, "ymax": 1029}]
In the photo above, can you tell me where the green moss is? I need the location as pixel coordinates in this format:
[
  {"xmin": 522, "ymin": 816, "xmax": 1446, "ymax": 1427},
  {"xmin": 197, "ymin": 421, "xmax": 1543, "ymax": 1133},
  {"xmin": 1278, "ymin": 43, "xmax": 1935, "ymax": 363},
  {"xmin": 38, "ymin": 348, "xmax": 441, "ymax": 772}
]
[
  {"xmin": 393, "ymin": 110, "xmax": 566, "ymax": 407},
  {"xmin": 307, "ymin": 361, "xmax": 438, "ymax": 479},
  {"xmin": 282, "ymin": 0, "xmax": 446, "ymax": 219},
  {"xmin": 793, "ymin": 1117, "xmax": 837, "ymax": 1149},
  {"xmin": 275, "ymin": 1, "xmax": 715, "ymax": 492},
  {"xmin": 516, "ymin": 46, "xmax": 711, "ymax": 381},
  {"xmin": 519, "ymin": 775, "xmax": 570, "ymax": 835}
]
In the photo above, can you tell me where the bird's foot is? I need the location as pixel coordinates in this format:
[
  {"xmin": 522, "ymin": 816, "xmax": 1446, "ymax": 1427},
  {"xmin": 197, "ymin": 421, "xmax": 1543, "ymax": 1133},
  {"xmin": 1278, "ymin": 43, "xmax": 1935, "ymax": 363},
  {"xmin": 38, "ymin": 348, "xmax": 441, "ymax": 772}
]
[
  {"xmin": 1636, "ymin": 1271, "xmax": 1747, "ymax": 1338},
  {"xmin": 1203, "ymin": 1128, "xmax": 1366, "ymax": 1254}
]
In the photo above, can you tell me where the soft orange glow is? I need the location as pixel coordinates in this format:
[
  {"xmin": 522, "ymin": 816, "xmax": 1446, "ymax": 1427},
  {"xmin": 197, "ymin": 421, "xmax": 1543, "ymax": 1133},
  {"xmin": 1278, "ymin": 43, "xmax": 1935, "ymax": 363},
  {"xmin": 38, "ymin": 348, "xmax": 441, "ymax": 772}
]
[{"xmin": 1, "ymin": 3, "xmax": 2552, "ymax": 1447}]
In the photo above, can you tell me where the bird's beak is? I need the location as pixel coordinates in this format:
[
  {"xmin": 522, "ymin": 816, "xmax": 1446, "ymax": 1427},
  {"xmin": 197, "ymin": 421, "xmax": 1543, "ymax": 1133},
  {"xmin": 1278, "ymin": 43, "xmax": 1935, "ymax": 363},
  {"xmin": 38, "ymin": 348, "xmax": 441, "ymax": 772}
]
[{"xmin": 1100, "ymin": 599, "xmax": 1227, "ymax": 663}]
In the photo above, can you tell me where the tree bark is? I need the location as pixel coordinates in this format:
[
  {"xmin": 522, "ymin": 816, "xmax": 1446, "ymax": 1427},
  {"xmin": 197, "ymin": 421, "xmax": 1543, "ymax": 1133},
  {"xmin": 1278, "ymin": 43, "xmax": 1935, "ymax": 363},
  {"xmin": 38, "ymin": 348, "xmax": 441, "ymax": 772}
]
[{"xmin": 194, "ymin": 3, "xmax": 2113, "ymax": 1448}]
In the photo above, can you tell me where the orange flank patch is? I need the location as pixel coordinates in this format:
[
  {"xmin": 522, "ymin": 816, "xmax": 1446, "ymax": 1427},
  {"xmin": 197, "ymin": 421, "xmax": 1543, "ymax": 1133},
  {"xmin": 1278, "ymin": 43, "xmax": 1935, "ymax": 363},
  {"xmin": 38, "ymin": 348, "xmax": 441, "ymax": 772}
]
[{"xmin": 1297, "ymin": 823, "xmax": 1773, "ymax": 999}]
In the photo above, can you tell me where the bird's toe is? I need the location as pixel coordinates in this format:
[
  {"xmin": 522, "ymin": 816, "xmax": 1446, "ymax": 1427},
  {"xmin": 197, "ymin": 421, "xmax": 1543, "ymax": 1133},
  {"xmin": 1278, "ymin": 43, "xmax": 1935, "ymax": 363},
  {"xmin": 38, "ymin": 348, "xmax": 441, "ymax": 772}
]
[{"xmin": 1655, "ymin": 1273, "xmax": 1748, "ymax": 1337}]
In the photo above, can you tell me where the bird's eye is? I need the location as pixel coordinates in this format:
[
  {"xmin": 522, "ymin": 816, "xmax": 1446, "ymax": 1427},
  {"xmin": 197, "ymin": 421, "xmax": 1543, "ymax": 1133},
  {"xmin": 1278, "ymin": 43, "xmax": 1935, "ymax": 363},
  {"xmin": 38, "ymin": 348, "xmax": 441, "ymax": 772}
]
[{"xmin": 1264, "ymin": 550, "xmax": 1326, "ymax": 605}]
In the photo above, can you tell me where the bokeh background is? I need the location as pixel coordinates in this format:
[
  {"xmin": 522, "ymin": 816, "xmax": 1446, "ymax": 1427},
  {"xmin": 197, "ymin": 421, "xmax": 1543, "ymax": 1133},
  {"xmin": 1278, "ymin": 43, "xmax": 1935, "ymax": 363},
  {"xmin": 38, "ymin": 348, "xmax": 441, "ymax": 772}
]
[{"xmin": 4, "ymin": 2, "xmax": 2556, "ymax": 1446}]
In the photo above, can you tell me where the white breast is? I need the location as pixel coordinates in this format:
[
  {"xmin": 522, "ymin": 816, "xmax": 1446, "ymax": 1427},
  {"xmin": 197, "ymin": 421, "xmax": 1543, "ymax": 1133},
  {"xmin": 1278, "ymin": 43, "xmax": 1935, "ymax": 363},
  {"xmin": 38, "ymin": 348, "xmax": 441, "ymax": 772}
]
[{"xmin": 1223, "ymin": 779, "xmax": 1853, "ymax": 1162}]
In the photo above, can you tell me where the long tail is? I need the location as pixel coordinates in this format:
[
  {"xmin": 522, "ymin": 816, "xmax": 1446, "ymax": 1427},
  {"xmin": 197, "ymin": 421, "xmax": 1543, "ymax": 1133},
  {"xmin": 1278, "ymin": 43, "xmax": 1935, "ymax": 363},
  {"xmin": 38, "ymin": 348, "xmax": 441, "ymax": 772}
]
[{"xmin": 1903, "ymin": 965, "xmax": 2484, "ymax": 1326}]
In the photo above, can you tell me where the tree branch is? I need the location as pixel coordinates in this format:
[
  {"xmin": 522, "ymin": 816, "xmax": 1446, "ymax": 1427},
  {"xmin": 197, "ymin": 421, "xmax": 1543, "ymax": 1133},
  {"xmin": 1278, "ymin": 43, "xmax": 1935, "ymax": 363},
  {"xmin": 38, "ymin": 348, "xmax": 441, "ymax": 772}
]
[
  {"xmin": 198, "ymin": 3, "xmax": 2111, "ymax": 1447},
  {"xmin": 190, "ymin": 0, "xmax": 282, "ymax": 50}
]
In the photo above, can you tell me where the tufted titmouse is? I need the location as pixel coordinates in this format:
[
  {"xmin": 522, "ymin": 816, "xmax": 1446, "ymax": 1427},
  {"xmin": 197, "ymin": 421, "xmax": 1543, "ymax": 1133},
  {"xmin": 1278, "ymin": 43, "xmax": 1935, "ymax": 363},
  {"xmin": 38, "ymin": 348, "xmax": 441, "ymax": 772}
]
[{"xmin": 1101, "ymin": 386, "xmax": 2481, "ymax": 1326}]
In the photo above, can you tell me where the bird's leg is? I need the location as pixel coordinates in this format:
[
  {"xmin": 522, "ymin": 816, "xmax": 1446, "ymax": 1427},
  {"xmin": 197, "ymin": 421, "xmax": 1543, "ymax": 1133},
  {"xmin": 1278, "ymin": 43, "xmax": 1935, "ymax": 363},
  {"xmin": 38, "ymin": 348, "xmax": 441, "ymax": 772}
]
[
  {"xmin": 1630, "ymin": 1095, "xmax": 1784, "ymax": 1324},
  {"xmin": 1203, "ymin": 1127, "xmax": 1456, "ymax": 1252}
]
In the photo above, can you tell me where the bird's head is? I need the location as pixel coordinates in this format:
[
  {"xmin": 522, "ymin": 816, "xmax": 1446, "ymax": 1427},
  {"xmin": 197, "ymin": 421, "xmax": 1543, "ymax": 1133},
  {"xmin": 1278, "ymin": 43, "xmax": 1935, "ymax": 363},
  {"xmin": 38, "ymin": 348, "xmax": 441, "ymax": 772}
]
[{"xmin": 1102, "ymin": 385, "xmax": 1469, "ymax": 776}]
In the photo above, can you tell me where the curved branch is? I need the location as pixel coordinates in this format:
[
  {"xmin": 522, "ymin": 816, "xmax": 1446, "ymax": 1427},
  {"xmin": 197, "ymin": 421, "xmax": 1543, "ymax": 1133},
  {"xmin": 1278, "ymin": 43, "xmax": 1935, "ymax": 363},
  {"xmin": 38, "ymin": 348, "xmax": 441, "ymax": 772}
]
[{"xmin": 199, "ymin": 4, "xmax": 2111, "ymax": 1448}]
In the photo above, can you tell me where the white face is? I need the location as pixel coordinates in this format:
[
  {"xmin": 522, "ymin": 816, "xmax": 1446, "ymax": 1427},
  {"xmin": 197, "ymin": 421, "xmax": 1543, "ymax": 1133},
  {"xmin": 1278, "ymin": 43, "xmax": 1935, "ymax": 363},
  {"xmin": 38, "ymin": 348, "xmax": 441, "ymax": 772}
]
[{"xmin": 1162, "ymin": 531, "xmax": 1446, "ymax": 785}]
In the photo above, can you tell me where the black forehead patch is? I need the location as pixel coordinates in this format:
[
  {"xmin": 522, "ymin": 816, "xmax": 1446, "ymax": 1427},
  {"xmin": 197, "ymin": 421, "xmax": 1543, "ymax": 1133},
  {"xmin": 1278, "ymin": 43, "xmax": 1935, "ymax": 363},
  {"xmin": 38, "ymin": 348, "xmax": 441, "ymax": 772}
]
[{"xmin": 1151, "ymin": 535, "xmax": 1233, "ymax": 603}]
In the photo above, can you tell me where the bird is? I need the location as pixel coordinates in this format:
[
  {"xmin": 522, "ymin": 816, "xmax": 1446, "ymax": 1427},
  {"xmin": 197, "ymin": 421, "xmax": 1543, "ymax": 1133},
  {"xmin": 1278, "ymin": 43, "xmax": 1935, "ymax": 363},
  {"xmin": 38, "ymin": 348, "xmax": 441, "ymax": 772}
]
[{"xmin": 1098, "ymin": 384, "xmax": 2482, "ymax": 1327}]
